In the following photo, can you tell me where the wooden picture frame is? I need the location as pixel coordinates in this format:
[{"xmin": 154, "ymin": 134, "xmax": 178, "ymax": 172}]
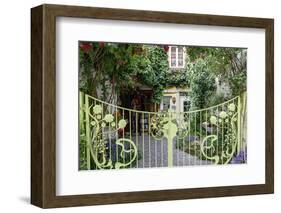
[{"xmin": 31, "ymin": 4, "xmax": 274, "ymax": 208}]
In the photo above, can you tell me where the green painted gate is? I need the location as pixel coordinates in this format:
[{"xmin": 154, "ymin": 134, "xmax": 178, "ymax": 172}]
[{"xmin": 79, "ymin": 92, "xmax": 245, "ymax": 170}]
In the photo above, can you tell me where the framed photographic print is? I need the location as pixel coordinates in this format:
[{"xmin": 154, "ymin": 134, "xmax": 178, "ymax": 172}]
[{"xmin": 31, "ymin": 4, "xmax": 274, "ymax": 208}]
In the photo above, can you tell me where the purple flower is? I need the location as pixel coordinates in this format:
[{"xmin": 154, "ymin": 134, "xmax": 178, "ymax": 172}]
[{"xmin": 231, "ymin": 150, "xmax": 247, "ymax": 164}]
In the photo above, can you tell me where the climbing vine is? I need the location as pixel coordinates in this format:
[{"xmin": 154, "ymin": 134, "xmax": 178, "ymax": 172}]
[
  {"xmin": 187, "ymin": 58, "xmax": 216, "ymax": 110},
  {"xmin": 79, "ymin": 42, "xmax": 186, "ymax": 104}
]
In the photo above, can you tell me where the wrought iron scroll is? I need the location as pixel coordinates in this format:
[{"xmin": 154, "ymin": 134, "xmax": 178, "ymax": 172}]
[
  {"xmin": 80, "ymin": 92, "xmax": 137, "ymax": 170},
  {"xmin": 200, "ymin": 98, "xmax": 241, "ymax": 164},
  {"xmin": 80, "ymin": 92, "xmax": 244, "ymax": 170}
]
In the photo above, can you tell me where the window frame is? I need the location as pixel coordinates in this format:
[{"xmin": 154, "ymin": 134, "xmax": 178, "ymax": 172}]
[{"xmin": 168, "ymin": 46, "xmax": 185, "ymax": 68}]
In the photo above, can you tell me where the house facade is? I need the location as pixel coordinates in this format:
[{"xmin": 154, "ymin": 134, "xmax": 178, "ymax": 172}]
[{"xmin": 160, "ymin": 46, "xmax": 191, "ymax": 114}]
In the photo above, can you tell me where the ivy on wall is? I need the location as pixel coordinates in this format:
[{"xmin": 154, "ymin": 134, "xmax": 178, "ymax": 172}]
[
  {"xmin": 79, "ymin": 43, "xmax": 246, "ymax": 107},
  {"xmin": 79, "ymin": 43, "xmax": 190, "ymax": 104}
]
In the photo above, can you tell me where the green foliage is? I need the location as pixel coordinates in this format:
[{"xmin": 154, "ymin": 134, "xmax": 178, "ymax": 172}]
[
  {"xmin": 229, "ymin": 70, "xmax": 247, "ymax": 95},
  {"xmin": 166, "ymin": 69, "xmax": 189, "ymax": 86},
  {"xmin": 136, "ymin": 46, "xmax": 169, "ymax": 103},
  {"xmin": 187, "ymin": 47, "xmax": 247, "ymax": 97},
  {"xmin": 79, "ymin": 43, "xmax": 172, "ymax": 104},
  {"xmin": 79, "ymin": 134, "xmax": 88, "ymax": 170},
  {"xmin": 188, "ymin": 58, "xmax": 216, "ymax": 109},
  {"xmin": 79, "ymin": 43, "xmax": 247, "ymax": 106},
  {"xmin": 207, "ymin": 93, "xmax": 228, "ymax": 107},
  {"xmin": 79, "ymin": 43, "xmax": 139, "ymax": 100}
]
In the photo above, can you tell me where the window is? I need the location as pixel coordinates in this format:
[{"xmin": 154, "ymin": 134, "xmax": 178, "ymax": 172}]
[
  {"xmin": 169, "ymin": 46, "xmax": 185, "ymax": 68},
  {"xmin": 183, "ymin": 100, "xmax": 191, "ymax": 112},
  {"xmin": 162, "ymin": 96, "xmax": 171, "ymax": 111},
  {"xmin": 183, "ymin": 99, "xmax": 191, "ymax": 121}
]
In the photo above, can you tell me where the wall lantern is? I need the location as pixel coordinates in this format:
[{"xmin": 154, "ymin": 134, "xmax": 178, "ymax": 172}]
[{"xmin": 172, "ymin": 96, "xmax": 176, "ymax": 104}]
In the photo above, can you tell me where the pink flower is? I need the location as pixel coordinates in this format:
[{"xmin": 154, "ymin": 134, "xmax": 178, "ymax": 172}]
[
  {"xmin": 163, "ymin": 45, "xmax": 169, "ymax": 52},
  {"xmin": 99, "ymin": 42, "xmax": 105, "ymax": 48},
  {"xmin": 80, "ymin": 42, "xmax": 92, "ymax": 52}
]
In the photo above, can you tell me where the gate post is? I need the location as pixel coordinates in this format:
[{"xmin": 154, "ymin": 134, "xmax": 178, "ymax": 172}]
[
  {"xmin": 162, "ymin": 110, "xmax": 178, "ymax": 167},
  {"xmin": 83, "ymin": 93, "xmax": 91, "ymax": 170},
  {"xmin": 237, "ymin": 95, "xmax": 241, "ymax": 154},
  {"xmin": 166, "ymin": 124, "xmax": 177, "ymax": 167}
]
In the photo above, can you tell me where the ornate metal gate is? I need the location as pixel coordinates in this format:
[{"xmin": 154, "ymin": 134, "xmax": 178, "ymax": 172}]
[{"xmin": 79, "ymin": 92, "xmax": 246, "ymax": 170}]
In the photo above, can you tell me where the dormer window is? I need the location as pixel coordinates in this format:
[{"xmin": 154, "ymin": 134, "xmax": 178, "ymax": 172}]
[{"xmin": 169, "ymin": 46, "xmax": 185, "ymax": 68}]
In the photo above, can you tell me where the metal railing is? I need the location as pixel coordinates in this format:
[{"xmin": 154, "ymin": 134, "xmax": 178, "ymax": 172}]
[{"xmin": 79, "ymin": 92, "xmax": 246, "ymax": 170}]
